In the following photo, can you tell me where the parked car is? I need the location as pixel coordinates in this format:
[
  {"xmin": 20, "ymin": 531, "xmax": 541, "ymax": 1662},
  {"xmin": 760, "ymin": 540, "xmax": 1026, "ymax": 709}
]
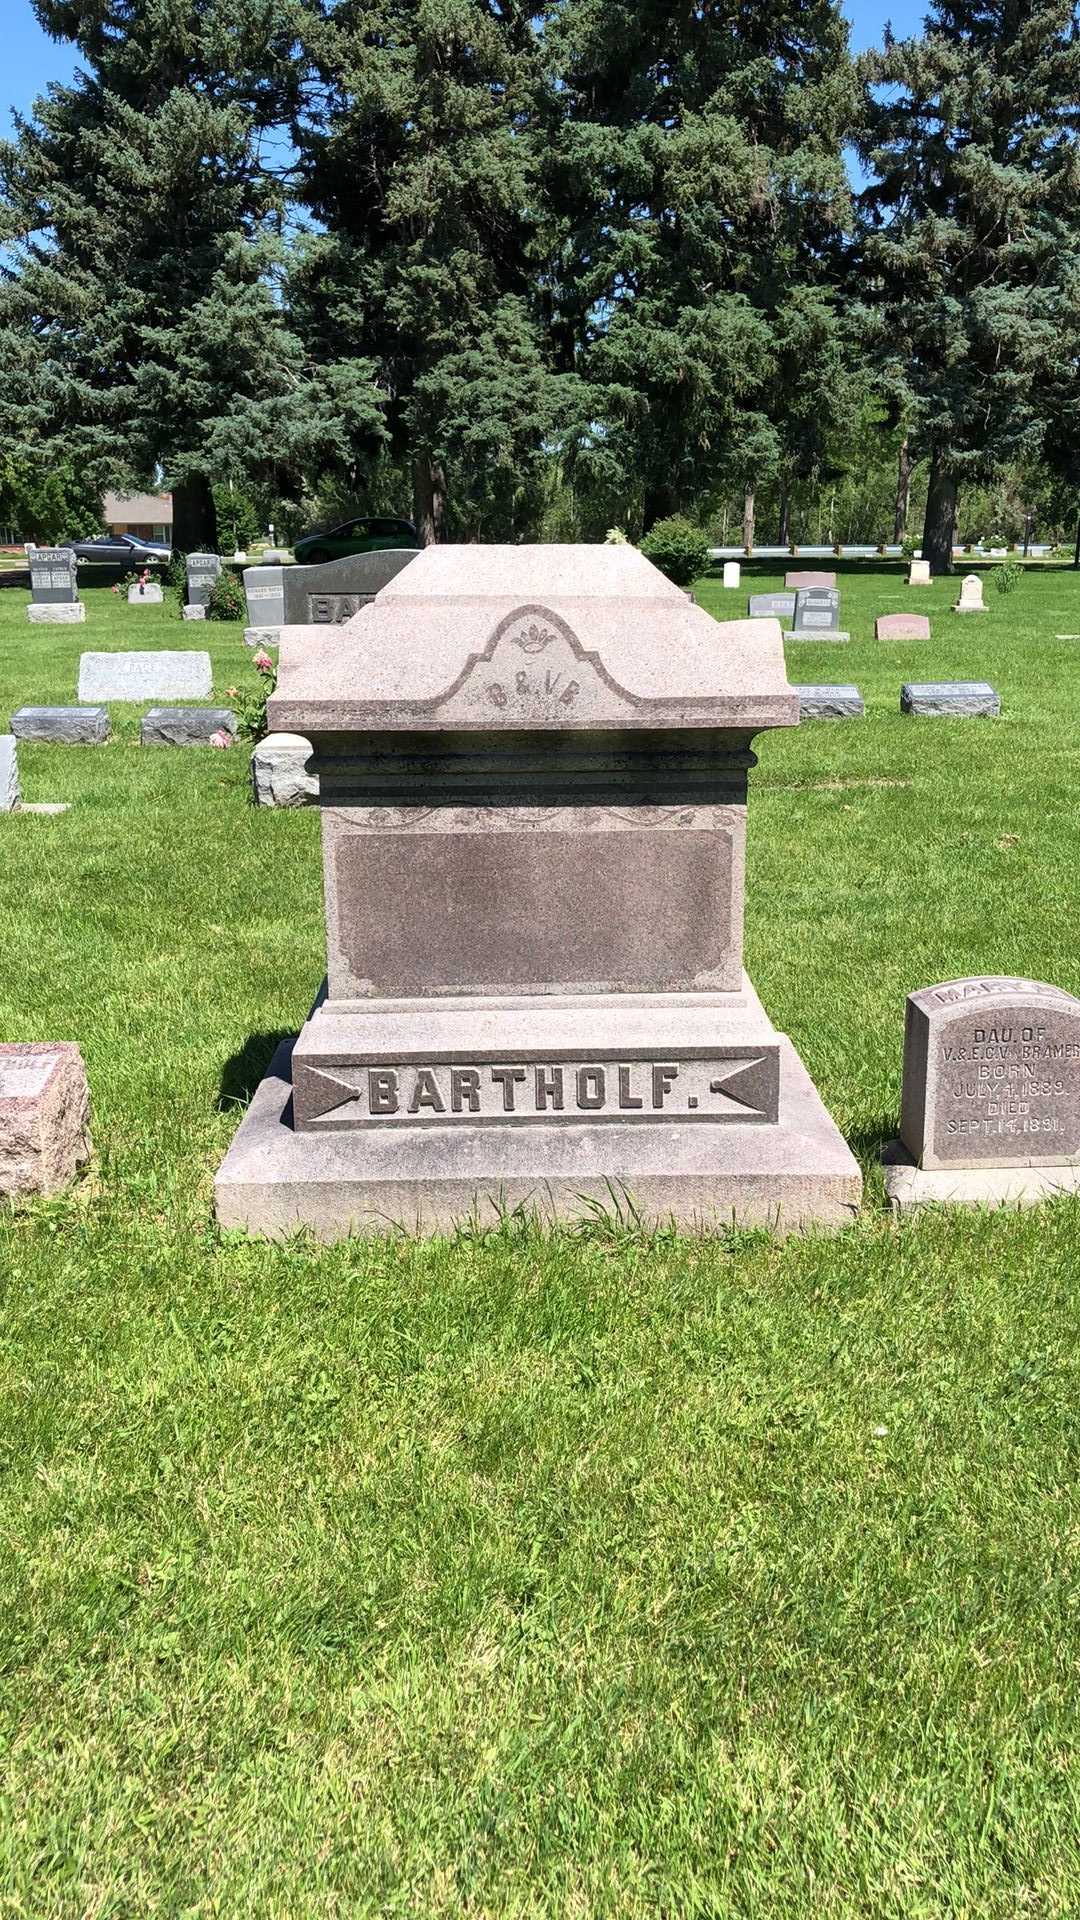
[
  {"xmin": 293, "ymin": 516, "xmax": 418, "ymax": 566},
  {"xmin": 62, "ymin": 532, "xmax": 171, "ymax": 566}
]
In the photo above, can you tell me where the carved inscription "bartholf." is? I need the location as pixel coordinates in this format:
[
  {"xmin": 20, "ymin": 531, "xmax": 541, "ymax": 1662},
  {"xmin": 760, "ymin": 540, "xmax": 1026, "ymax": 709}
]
[{"xmin": 296, "ymin": 1052, "xmax": 780, "ymax": 1131}]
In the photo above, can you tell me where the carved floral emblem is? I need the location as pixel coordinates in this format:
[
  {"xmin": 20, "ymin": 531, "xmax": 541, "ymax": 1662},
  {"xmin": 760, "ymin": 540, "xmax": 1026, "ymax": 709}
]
[{"xmin": 513, "ymin": 621, "xmax": 556, "ymax": 655}]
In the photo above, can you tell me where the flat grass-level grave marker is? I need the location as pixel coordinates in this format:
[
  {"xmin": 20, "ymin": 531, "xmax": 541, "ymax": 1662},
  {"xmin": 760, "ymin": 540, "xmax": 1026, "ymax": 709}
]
[
  {"xmin": 793, "ymin": 684, "xmax": 864, "ymax": 720},
  {"xmin": 216, "ymin": 543, "xmax": 861, "ymax": 1238},
  {"xmin": 901, "ymin": 681, "xmax": 999, "ymax": 717},
  {"xmin": 877, "ymin": 613, "xmax": 930, "ymax": 641},
  {"xmin": 885, "ymin": 978, "xmax": 1080, "ymax": 1211},
  {"xmin": 11, "ymin": 706, "xmax": 110, "ymax": 745},
  {"xmin": 140, "ymin": 707, "xmax": 237, "ymax": 747},
  {"xmin": 0, "ymin": 1041, "xmax": 91, "ymax": 1197},
  {"xmin": 28, "ymin": 547, "xmax": 84, "ymax": 625},
  {"xmin": 77, "ymin": 651, "xmax": 212, "ymax": 702}
]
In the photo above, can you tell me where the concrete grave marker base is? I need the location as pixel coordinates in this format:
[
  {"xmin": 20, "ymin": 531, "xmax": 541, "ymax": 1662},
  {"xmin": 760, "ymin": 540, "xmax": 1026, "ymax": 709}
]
[
  {"xmin": 251, "ymin": 734, "xmax": 318, "ymax": 807},
  {"xmin": 12, "ymin": 706, "xmax": 109, "ymax": 745},
  {"xmin": 78, "ymin": 651, "xmax": 212, "ymax": 702},
  {"xmin": 0, "ymin": 1042, "xmax": 91, "ymax": 1197},
  {"xmin": 182, "ymin": 604, "xmax": 207, "ymax": 621},
  {"xmin": 28, "ymin": 602, "xmax": 85, "ymax": 624},
  {"xmin": 883, "ymin": 1142, "xmax": 1080, "ymax": 1214},
  {"xmin": 901, "ymin": 681, "xmax": 999, "ymax": 717},
  {"xmin": 786, "ymin": 629, "xmax": 850, "ymax": 643},
  {"xmin": 245, "ymin": 627, "xmax": 281, "ymax": 649},
  {"xmin": 216, "ymin": 988, "xmax": 862, "ymax": 1241},
  {"xmin": 794, "ymin": 685, "xmax": 864, "ymax": 720},
  {"xmin": 0, "ymin": 737, "xmax": 19, "ymax": 812}
]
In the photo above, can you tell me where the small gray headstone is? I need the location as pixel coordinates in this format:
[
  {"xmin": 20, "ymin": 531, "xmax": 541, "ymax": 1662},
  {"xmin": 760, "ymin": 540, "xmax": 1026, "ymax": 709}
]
[
  {"xmin": 901, "ymin": 681, "xmax": 999, "ymax": 717},
  {"xmin": 793, "ymin": 684, "xmax": 864, "ymax": 720},
  {"xmin": 899, "ymin": 978, "xmax": 1080, "ymax": 1171},
  {"xmin": 29, "ymin": 546, "xmax": 77, "ymax": 605},
  {"xmin": 747, "ymin": 592, "xmax": 796, "ymax": 622},
  {"xmin": 243, "ymin": 564, "xmax": 285, "ymax": 629},
  {"xmin": 251, "ymin": 733, "xmax": 318, "ymax": 807},
  {"xmin": 282, "ymin": 549, "xmax": 419, "ymax": 626},
  {"xmin": 792, "ymin": 587, "xmax": 841, "ymax": 634},
  {"xmin": 0, "ymin": 737, "xmax": 19, "ymax": 812},
  {"xmin": 182, "ymin": 604, "xmax": 207, "ymax": 622},
  {"xmin": 127, "ymin": 582, "xmax": 163, "ymax": 605},
  {"xmin": 11, "ymin": 706, "xmax": 110, "ymax": 746},
  {"xmin": 186, "ymin": 552, "xmax": 222, "ymax": 608},
  {"xmin": 141, "ymin": 707, "xmax": 237, "ymax": 747},
  {"xmin": 78, "ymin": 651, "xmax": 213, "ymax": 703}
]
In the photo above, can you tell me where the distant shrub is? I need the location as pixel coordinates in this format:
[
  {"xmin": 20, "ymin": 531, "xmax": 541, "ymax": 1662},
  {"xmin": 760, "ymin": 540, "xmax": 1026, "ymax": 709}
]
[
  {"xmin": 994, "ymin": 559, "xmax": 1023, "ymax": 596},
  {"xmin": 640, "ymin": 515, "xmax": 710, "ymax": 588},
  {"xmin": 605, "ymin": 526, "xmax": 629, "ymax": 545},
  {"xmin": 206, "ymin": 571, "xmax": 245, "ymax": 622}
]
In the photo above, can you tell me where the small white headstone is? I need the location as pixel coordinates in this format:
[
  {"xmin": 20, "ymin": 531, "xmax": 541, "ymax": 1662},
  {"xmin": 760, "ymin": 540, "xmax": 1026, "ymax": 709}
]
[
  {"xmin": 127, "ymin": 582, "xmax": 163, "ymax": 605},
  {"xmin": 722, "ymin": 560, "xmax": 741, "ymax": 590},
  {"xmin": 908, "ymin": 559, "xmax": 931, "ymax": 586},
  {"xmin": 953, "ymin": 574, "xmax": 986, "ymax": 614}
]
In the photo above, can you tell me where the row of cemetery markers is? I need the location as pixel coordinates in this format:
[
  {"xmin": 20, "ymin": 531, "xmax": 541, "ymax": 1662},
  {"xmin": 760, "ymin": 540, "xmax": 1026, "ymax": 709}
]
[{"xmin": 2, "ymin": 541, "xmax": 1070, "ymax": 1240}]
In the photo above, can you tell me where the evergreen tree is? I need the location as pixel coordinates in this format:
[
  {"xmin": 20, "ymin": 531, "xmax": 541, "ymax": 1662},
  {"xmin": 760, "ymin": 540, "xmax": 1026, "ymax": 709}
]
[
  {"xmin": 291, "ymin": 0, "xmax": 579, "ymax": 542},
  {"xmin": 858, "ymin": 2, "xmax": 1080, "ymax": 572},
  {"xmin": 542, "ymin": 0, "xmax": 859, "ymax": 532},
  {"xmin": 0, "ymin": 0, "xmax": 360, "ymax": 552}
]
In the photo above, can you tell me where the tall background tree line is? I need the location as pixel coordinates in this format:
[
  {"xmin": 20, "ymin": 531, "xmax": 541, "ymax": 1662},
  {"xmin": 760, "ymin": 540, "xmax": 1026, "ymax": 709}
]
[{"xmin": 1, "ymin": 0, "xmax": 1078, "ymax": 569}]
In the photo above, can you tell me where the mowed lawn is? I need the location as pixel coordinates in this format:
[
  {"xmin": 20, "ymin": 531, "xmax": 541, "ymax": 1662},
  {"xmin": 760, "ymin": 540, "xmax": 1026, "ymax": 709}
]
[{"xmin": 2, "ymin": 566, "xmax": 1080, "ymax": 1915}]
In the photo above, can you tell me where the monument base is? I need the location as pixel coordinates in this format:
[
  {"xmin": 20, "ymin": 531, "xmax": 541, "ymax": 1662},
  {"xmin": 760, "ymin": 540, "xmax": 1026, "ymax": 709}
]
[
  {"xmin": 784, "ymin": 630, "xmax": 851, "ymax": 643},
  {"xmin": 883, "ymin": 1142, "xmax": 1080, "ymax": 1214},
  {"xmin": 245, "ymin": 626, "xmax": 282, "ymax": 648},
  {"xmin": 215, "ymin": 981, "xmax": 861, "ymax": 1240},
  {"xmin": 28, "ymin": 602, "xmax": 85, "ymax": 624}
]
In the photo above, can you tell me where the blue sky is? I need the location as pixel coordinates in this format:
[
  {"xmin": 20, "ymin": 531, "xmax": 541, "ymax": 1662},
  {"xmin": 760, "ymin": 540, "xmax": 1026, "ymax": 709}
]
[{"xmin": 5, "ymin": 0, "xmax": 928, "ymax": 128}]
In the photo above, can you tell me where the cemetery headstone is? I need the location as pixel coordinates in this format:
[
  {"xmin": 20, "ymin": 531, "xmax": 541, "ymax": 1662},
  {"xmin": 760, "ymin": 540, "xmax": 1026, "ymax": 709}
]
[
  {"xmin": 793, "ymin": 685, "xmax": 864, "ymax": 720},
  {"xmin": 953, "ymin": 574, "xmax": 986, "ymax": 613},
  {"xmin": 182, "ymin": 605, "xmax": 207, "ymax": 622},
  {"xmin": 127, "ymin": 581, "xmax": 163, "ymax": 605},
  {"xmin": 901, "ymin": 681, "xmax": 999, "ymax": 717},
  {"xmin": 186, "ymin": 553, "xmax": 222, "ymax": 609},
  {"xmin": 908, "ymin": 559, "xmax": 932, "ymax": 586},
  {"xmin": 876, "ymin": 613, "xmax": 930, "ymax": 641},
  {"xmin": 0, "ymin": 1042, "xmax": 91, "ymax": 1197},
  {"xmin": 748, "ymin": 592, "xmax": 796, "ymax": 622},
  {"xmin": 251, "ymin": 733, "xmax": 319, "ymax": 808},
  {"xmin": 722, "ymin": 561, "xmax": 741, "ymax": 590},
  {"xmin": 216, "ymin": 543, "xmax": 861, "ymax": 1239},
  {"xmin": 281, "ymin": 549, "xmax": 420, "ymax": 627},
  {"xmin": 786, "ymin": 570, "xmax": 836, "ymax": 590},
  {"xmin": 243, "ymin": 563, "xmax": 285, "ymax": 634},
  {"xmin": 27, "ymin": 547, "xmax": 84, "ymax": 624},
  {"xmin": 78, "ymin": 651, "xmax": 213, "ymax": 702},
  {"xmin": 0, "ymin": 737, "xmax": 19, "ymax": 812},
  {"xmin": 140, "ymin": 707, "xmax": 237, "ymax": 747},
  {"xmin": 11, "ymin": 706, "xmax": 110, "ymax": 745},
  {"xmin": 885, "ymin": 978, "xmax": 1080, "ymax": 1211},
  {"xmin": 791, "ymin": 587, "xmax": 849, "ymax": 641}
]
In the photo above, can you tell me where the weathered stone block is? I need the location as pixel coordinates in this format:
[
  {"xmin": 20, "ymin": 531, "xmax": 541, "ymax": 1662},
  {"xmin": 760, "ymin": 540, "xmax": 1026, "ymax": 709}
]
[
  {"xmin": 251, "ymin": 733, "xmax": 318, "ymax": 807},
  {"xmin": 182, "ymin": 604, "xmax": 207, "ymax": 622},
  {"xmin": 876, "ymin": 613, "xmax": 931, "ymax": 640},
  {"xmin": 28, "ymin": 602, "xmax": 86, "ymax": 625},
  {"xmin": 0, "ymin": 1042, "xmax": 91, "ymax": 1197},
  {"xmin": 140, "ymin": 707, "xmax": 237, "ymax": 747},
  {"xmin": 793, "ymin": 684, "xmax": 865, "ymax": 720},
  {"xmin": 0, "ymin": 736, "xmax": 19, "ymax": 812},
  {"xmin": 900, "ymin": 681, "xmax": 999, "ymax": 717},
  {"xmin": 78, "ymin": 651, "xmax": 212, "ymax": 702},
  {"xmin": 245, "ymin": 626, "xmax": 281, "ymax": 649},
  {"xmin": 11, "ymin": 706, "xmax": 110, "ymax": 745}
]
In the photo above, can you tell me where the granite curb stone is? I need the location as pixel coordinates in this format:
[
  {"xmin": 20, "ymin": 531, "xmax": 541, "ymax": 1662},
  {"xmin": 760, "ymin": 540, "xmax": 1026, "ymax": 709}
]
[
  {"xmin": 11, "ymin": 706, "xmax": 110, "ymax": 745},
  {"xmin": 794, "ymin": 684, "xmax": 865, "ymax": 720},
  {"xmin": 141, "ymin": 707, "xmax": 237, "ymax": 747},
  {"xmin": 901, "ymin": 681, "xmax": 999, "ymax": 717}
]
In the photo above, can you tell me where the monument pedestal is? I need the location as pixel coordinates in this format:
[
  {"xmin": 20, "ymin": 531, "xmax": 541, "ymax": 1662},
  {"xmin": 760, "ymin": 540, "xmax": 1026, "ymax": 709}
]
[{"xmin": 216, "ymin": 978, "xmax": 860, "ymax": 1237}]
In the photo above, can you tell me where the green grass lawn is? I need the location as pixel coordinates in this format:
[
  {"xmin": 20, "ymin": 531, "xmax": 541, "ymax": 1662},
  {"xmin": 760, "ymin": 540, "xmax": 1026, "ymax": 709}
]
[{"xmin": 3, "ymin": 567, "xmax": 1080, "ymax": 1915}]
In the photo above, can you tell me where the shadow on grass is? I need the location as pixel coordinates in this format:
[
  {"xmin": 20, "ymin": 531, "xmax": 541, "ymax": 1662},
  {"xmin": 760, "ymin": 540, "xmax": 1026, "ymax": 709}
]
[
  {"xmin": 218, "ymin": 1030, "xmax": 294, "ymax": 1111},
  {"xmin": 847, "ymin": 1115, "xmax": 899, "ymax": 1166}
]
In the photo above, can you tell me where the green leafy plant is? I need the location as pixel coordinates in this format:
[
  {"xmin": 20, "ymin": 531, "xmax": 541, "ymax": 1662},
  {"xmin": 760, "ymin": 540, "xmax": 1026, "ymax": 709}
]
[
  {"xmin": 639, "ymin": 516, "xmax": 710, "ymax": 588},
  {"xmin": 994, "ymin": 559, "xmax": 1024, "ymax": 595},
  {"xmin": 206, "ymin": 571, "xmax": 246, "ymax": 622},
  {"xmin": 225, "ymin": 648, "xmax": 276, "ymax": 742}
]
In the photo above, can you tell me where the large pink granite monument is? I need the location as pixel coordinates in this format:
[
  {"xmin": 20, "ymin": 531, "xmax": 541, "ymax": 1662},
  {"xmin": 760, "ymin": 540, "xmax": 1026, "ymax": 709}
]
[{"xmin": 215, "ymin": 545, "xmax": 860, "ymax": 1236}]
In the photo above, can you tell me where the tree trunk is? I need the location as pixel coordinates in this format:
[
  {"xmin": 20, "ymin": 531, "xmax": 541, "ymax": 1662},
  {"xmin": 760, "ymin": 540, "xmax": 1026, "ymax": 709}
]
[
  {"xmin": 1073, "ymin": 510, "xmax": 1080, "ymax": 570},
  {"xmin": 778, "ymin": 476, "xmax": 791, "ymax": 547},
  {"xmin": 922, "ymin": 450, "xmax": 957, "ymax": 574},
  {"xmin": 894, "ymin": 434, "xmax": 911, "ymax": 545},
  {"xmin": 642, "ymin": 483, "xmax": 676, "ymax": 531},
  {"xmin": 742, "ymin": 488, "xmax": 755, "ymax": 553},
  {"xmin": 412, "ymin": 452, "xmax": 446, "ymax": 546},
  {"xmin": 171, "ymin": 472, "xmax": 217, "ymax": 555}
]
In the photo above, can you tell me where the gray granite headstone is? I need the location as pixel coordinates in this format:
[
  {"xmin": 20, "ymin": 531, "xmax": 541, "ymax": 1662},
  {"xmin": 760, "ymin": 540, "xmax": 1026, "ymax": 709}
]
[
  {"xmin": 793, "ymin": 685, "xmax": 864, "ymax": 720},
  {"xmin": 141, "ymin": 707, "xmax": 237, "ymax": 747},
  {"xmin": 792, "ymin": 587, "xmax": 841, "ymax": 635},
  {"xmin": 29, "ymin": 547, "xmax": 77, "ymax": 605},
  {"xmin": 78, "ymin": 651, "xmax": 213, "ymax": 702},
  {"xmin": 186, "ymin": 553, "xmax": 222, "ymax": 608},
  {"xmin": 282, "ymin": 549, "xmax": 420, "ymax": 626},
  {"xmin": 11, "ymin": 706, "xmax": 110, "ymax": 745},
  {"xmin": 899, "ymin": 978, "xmax": 1080, "ymax": 1170},
  {"xmin": 243, "ymin": 564, "xmax": 285, "ymax": 629},
  {"xmin": 748, "ymin": 592, "xmax": 796, "ymax": 622},
  {"xmin": 900, "ymin": 681, "xmax": 999, "ymax": 717},
  {"xmin": 0, "ymin": 736, "xmax": 19, "ymax": 812}
]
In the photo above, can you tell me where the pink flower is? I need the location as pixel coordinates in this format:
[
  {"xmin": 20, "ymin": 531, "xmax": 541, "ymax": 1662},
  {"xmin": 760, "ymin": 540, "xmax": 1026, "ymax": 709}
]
[
  {"xmin": 209, "ymin": 729, "xmax": 233, "ymax": 749},
  {"xmin": 253, "ymin": 649, "xmax": 274, "ymax": 674},
  {"xmin": 225, "ymin": 686, "xmax": 239, "ymax": 698}
]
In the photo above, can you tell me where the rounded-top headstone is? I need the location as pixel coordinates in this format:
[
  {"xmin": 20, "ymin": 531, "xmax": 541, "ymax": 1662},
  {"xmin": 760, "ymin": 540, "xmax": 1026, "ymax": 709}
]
[{"xmin": 900, "ymin": 977, "xmax": 1080, "ymax": 1171}]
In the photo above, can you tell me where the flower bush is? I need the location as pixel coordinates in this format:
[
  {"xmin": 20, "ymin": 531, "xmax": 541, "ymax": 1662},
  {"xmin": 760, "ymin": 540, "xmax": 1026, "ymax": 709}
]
[
  {"xmin": 206, "ymin": 571, "xmax": 246, "ymax": 622},
  {"xmin": 226, "ymin": 648, "xmax": 276, "ymax": 741}
]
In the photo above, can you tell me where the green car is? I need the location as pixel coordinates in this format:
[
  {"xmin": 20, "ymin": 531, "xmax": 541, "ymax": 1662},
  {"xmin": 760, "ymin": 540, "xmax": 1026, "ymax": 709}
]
[{"xmin": 293, "ymin": 515, "xmax": 418, "ymax": 565}]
